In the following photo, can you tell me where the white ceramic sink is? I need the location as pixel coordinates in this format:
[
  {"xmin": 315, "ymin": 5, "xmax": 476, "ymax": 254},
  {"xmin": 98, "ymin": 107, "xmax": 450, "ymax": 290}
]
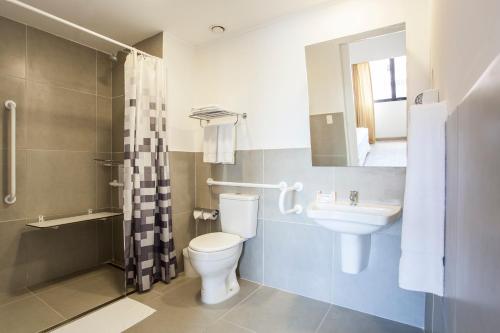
[
  {"xmin": 307, "ymin": 201, "xmax": 401, "ymax": 235},
  {"xmin": 307, "ymin": 201, "xmax": 402, "ymax": 274}
]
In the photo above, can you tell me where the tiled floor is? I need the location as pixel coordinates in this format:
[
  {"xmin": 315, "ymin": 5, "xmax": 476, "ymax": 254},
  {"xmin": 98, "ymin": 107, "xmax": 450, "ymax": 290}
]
[
  {"xmin": 127, "ymin": 276, "xmax": 423, "ymax": 333},
  {"xmin": 0, "ymin": 264, "xmax": 125, "ymax": 333}
]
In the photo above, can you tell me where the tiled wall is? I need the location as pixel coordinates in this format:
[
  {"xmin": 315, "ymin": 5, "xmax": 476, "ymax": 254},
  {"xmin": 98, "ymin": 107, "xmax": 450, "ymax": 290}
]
[
  {"xmin": 108, "ymin": 32, "xmax": 197, "ymax": 272},
  {"xmin": 195, "ymin": 148, "xmax": 425, "ymax": 328},
  {"xmin": 0, "ymin": 16, "xmax": 115, "ymax": 302},
  {"xmin": 426, "ymin": 58, "xmax": 500, "ymax": 333}
]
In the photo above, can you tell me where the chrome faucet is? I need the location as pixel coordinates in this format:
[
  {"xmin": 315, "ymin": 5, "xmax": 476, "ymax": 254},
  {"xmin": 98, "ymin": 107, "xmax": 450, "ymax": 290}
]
[{"xmin": 349, "ymin": 191, "xmax": 359, "ymax": 206}]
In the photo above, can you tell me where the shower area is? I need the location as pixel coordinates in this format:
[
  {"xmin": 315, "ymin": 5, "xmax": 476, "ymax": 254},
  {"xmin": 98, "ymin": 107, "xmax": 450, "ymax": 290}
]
[{"xmin": 0, "ymin": 3, "xmax": 169, "ymax": 331}]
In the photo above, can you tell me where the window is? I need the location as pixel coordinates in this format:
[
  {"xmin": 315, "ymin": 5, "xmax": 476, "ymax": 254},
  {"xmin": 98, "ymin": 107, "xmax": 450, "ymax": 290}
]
[{"xmin": 369, "ymin": 56, "xmax": 407, "ymax": 103}]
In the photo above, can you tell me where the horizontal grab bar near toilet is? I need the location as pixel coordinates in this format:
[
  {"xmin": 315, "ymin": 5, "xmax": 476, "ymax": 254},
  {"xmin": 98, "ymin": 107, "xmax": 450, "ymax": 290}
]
[
  {"xmin": 206, "ymin": 178, "xmax": 303, "ymax": 215},
  {"xmin": 206, "ymin": 178, "xmax": 303, "ymax": 191}
]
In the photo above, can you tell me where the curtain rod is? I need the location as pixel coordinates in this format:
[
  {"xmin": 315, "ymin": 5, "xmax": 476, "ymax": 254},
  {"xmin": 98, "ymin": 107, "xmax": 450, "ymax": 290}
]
[{"xmin": 5, "ymin": 0, "xmax": 161, "ymax": 60}]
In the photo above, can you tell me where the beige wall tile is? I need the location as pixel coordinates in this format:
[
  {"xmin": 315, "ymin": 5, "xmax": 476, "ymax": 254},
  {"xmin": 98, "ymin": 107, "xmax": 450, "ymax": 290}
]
[
  {"xmin": 112, "ymin": 215, "xmax": 124, "ymax": 266},
  {"xmin": 97, "ymin": 52, "xmax": 112, "ymax": 97},
  {"xmin": 97, "ymin": 97, "xmax": 112, "ymax": 153},
  {"xmin": 26, "ymin": 82, "xmax": 96, "ymax": 151},
  {"xmin": 96, "ymin": 152, "xmax": 112, "ymax": 209},
  {"xmin": 26, "ymin": 150, "xmax": 96, "ymax": 218},
  {"xmin": 310, "ymin": 113, "xmax": 348, "ymax": 166},
  {"xmin": 112, "ymin": 52, "xmax": 126, "ymax": 98},
  {"xmin": 170, "ymin": 152, "xmax": 195, "ymax": 215},
  {"xmin": 27, "ymin": 27, "xmax": 96, "ymax": 93},
  {"xmin": 24, "ymin": 221, "xmax": 99, "ymax": 286},
  {"xmin": 172, "ymin": 211, "xmax": 196, "ymax": 273},
  {"xmin": 195, "ymin": 153, "xmax": 211, "ymax": 209},
  {"xmin": 0, "ymin": 219, "xmax": 30, "ymax": 296},
  {"xmin": 0, "ymin": 17, "xmax": 26, "ymax": 79},
  {"xmin": 0, "ymin": 149, "xmax": 27, "ymax": 222},
  {"xmin": 134, "ymin": 32, "xmax": 163, "ymax": 58},
  {"xmin": 0, "ymin": 75, "xmax": 27, "ymax": 149},
  {"xmin": 112, "ymin": 96, "xmax": 124, "ymax": 153},
  {"xmin": 97, "ymin": 219, "xmax": 113, "ymax": 264}
]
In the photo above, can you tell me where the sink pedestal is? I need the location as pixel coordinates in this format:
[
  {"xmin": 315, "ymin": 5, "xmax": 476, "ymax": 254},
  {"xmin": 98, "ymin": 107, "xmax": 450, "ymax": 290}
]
[{"xmin": 340, "ymin": 234, "xmax": 371, "ymax": 274}]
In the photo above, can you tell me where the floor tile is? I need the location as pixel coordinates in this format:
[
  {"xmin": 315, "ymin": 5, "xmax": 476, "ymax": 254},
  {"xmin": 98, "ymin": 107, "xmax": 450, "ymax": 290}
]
[
  {"xmin": 35, "ymin": 266, "xmax": 124, "ymax": 318},
  {"xmin": 127, "ymin": 279, "xmax": 259, "ymax": 332},
  {"xmin": 0, "ymin": 296, "xmax": 63, "ymax": 333},
  {"xmin": 224, "ymin": 286, "xmax": 330, "ymax": 333},
  {"xmin": 316, "ymin": 305, "xmax": 423, "ymax": 333},
  {"xmin": 205, "ymin": 320, "xmax": 256, "ymax": 333}
]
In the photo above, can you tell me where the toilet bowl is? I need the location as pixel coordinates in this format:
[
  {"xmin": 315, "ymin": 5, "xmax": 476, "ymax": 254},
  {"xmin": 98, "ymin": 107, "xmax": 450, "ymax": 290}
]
[
  {"xmin": 188, "ymin": 232, "xmax": 244, "ymax": 304},
  {"xmin": 188, "ymin": 193, "xmax": 259, "ymax": 304}
]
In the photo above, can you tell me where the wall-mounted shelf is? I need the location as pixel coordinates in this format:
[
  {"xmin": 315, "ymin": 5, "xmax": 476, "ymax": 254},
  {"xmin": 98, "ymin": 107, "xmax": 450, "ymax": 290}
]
[
  {"xmin": 26, "ymin": 212, "xmax": 122, "ymax": 229},
  {"xmin": 94, "ymin": 158, "xmax": 123, "ymax": 167},
  {"xmin": 189, "ymin": 107, "xmax": 247, "ymax": 128}
]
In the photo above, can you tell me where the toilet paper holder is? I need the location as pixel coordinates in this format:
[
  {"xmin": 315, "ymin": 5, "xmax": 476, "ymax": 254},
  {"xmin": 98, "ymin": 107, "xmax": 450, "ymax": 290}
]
[{"xmin": 193, "ymin": 208, "xmax": 219, "ymax": 221}]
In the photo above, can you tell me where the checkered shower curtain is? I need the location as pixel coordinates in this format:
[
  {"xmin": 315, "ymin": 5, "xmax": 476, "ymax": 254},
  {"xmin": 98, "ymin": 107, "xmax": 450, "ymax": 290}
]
[{"xmin": 123, "ymin": 51, "xmax": 177, "ymax": 292}]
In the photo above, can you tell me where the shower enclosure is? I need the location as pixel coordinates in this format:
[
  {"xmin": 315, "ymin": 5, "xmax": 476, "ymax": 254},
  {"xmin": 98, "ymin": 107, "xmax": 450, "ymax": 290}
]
[{"xmin": 0, "ymin": 2, "xmax": 165, "ymax": 331}]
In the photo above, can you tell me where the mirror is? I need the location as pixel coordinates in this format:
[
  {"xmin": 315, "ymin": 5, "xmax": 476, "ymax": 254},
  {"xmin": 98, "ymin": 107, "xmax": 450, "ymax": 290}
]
[{"xmin": 305, "ymin": 24, "xmax": 407, "ymax": 167}]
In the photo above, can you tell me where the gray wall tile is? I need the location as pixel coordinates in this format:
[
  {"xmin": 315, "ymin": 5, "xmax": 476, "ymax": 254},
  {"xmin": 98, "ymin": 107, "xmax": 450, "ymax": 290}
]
[
  {"xmin": 238, "ymin": 219, "xmax": 263, "ymax": 283},
  {"xmin": 262, "ymin": 148, "xmax": 334, "ymax": 224},
  {"xmin": 0, "ymin": 17, "xmax": 26, "ymax": 78},
  {"xmin": 27, "ymin": 27, "xmax": 96, "ymax": 94},
  {"xmin": 263, "ymin": 219, "xmax": 333, "ymax": 303},
  {"xmin": 332, "ymin": 233, "xmax": 425, "ymax": 327},
  {"xmin": 26, "ymin": 81, "xmax": 96, "ymax": 151}
]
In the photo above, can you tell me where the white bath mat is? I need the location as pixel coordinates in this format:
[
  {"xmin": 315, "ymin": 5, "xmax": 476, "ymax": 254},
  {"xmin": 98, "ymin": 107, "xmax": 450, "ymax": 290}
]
[{"xmin": 52, "ymin": 298, "xmax": 155, "ymax": 333}]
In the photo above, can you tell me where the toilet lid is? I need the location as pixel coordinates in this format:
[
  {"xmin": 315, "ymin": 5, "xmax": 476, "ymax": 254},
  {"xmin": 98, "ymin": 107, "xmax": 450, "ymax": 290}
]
[{"xmin": 189, "ymin": 232, "xmax": 243, "ymax": 252}]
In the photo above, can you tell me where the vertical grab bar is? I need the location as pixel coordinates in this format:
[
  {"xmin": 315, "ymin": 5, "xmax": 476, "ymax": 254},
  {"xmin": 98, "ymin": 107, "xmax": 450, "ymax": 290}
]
[
  {"xmin": 4, "ymin": 100, "xmax": 16, "ymax": 205},
  {"xmin": 278, "ymin": 182, "xmax": 303, "ymax": 215}
]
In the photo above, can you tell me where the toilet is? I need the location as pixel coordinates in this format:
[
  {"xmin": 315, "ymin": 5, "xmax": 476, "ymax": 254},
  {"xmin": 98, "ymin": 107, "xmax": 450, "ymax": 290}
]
[{"xmin": 188, "ymin": 193, "xmax": 259, "ymax": 304}]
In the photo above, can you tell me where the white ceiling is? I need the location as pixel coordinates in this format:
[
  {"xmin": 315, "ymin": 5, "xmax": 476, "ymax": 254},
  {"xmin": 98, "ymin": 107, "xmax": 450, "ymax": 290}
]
[{"xmin": 0, "ymin": 0, "xmax": 333, "ymax": 53}]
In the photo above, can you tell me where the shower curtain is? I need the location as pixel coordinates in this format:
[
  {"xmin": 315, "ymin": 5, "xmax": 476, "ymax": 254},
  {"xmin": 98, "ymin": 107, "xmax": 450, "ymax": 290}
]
[{"xmin": 123, "ymin": 51, "xmax": 177, "ymax": 292}]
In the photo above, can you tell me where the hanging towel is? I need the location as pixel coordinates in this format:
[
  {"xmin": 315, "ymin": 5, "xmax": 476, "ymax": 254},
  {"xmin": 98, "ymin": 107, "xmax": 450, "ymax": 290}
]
[
  {"xmin": 203, "ymin": 125, "xmax": 218, "ymax": 163},
  {"xmin": 216, "ymin": 123, "xmax": 236, "ymax": 164},
  {"xmin": 399, "ymin": 102, "xmax": 447, "ymax": 296}
]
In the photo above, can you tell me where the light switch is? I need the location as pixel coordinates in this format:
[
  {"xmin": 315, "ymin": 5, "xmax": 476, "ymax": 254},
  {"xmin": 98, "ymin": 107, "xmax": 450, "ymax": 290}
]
[{"xmin": 326, "ymin": 114, "xmax": 333, "ymax": 124}]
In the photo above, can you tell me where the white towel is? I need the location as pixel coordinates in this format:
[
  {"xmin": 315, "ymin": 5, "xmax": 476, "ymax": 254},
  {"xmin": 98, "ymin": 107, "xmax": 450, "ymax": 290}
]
[
  {"xmin": 216, "ymin": 123, "xmax": 235, "ymax": 164},
  {"xmin": 399, "ymin": 102, "xmax": 447, "ymax": 296},
  {"xmin": 203, "ymin": 125, "xmax": 218, "ymax": 163}
]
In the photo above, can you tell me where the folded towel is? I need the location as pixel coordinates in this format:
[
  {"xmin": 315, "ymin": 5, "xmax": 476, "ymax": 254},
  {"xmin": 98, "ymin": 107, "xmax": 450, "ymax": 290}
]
[
  {"xmin": 399, "ymin": 102, "xmax": 447, "ymax": 296},
  {"xmin": 203, "ymin": 125, "xmax": 218, "ymax": 163},
  {"xmin": 217, "ymin": 123, "xmax": 235, "ymax": 164}
]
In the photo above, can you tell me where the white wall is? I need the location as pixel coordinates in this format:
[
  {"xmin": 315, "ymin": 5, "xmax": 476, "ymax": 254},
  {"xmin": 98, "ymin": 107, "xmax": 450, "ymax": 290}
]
[
  {"xmin": 164, "ymin": 33, "xmax": 199, "ymax": 152},
  {"xmin": 374, "ymin": 100, "xmax": 407, "ymax": 139},
  {"xmin": 192, "ymin": 0, "xmax": 431, "ymax": 151},
  {"xmin": 349, "ymin": 30, "xmax": 406, "ymax": 64},
  {"xmin": 430, "ymin": 0, "xmax": 500, "ymax": 111}
]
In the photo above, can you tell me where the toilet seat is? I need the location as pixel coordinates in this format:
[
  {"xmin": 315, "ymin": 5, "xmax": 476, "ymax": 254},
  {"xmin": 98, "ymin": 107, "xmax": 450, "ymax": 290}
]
[{"xmin": 189, "ymin": 232, "xmax": 243, "ymax": 252}]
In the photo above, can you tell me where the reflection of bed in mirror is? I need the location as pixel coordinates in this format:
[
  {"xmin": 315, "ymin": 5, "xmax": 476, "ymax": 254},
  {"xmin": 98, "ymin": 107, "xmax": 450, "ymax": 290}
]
[{"xmin": 356, "ymin": 127, "xmax": 370, "ymax": 166}]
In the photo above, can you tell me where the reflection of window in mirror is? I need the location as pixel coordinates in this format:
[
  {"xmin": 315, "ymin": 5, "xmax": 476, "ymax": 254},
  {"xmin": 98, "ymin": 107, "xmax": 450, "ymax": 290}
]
[
  {"xmin": 351, "ymin": 52, "xmax": 407, "ymax": 167},
  {"xmin": 370, "ymin": 56, "xmax": 407, "ymax": 102}
]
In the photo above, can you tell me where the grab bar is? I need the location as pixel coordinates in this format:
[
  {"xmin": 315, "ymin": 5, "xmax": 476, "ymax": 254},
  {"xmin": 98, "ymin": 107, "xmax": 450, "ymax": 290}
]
[
  {"xmin": 206, "ymin": 178, "xmax": 303, "ymax": 214},
  {"xmin": 4, "ymin": 100, "xmax": 16, "ymax": 205}
]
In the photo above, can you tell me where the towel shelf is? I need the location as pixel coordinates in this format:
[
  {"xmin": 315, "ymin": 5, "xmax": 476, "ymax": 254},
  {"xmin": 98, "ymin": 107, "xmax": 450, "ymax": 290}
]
[
  {"xmin": 189, "ymin": 108, "xmax": 247, "ymax": 128},
  {"xmin": 26, "ymin": 212, "xmax": 122, "ymax": 229}
]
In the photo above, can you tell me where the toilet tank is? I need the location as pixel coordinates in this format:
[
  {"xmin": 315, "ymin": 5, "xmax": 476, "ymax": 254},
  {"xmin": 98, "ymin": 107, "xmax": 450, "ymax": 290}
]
[{"xmin": 219, "ymin": 193, "xmax": 259, "ymax": 239}]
